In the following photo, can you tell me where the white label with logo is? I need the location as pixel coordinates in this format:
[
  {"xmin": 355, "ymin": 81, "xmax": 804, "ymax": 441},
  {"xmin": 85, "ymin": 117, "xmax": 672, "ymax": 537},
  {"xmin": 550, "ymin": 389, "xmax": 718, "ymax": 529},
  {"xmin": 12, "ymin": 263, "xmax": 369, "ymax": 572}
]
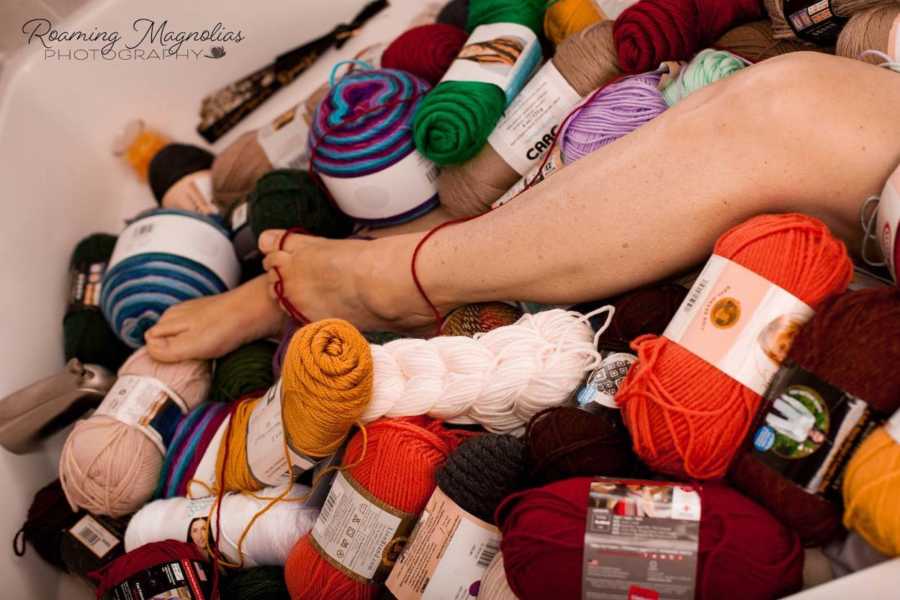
[
  {"xmin": 492, "ymin": 145, "xmax": 563, "ymax": 209},
  {"xmin": 69, "ymin": 515, "xmax": 120, "ymax": 559},
  {"xmin": 663, "ymin": 255, "xmax": 814, "ymax": 395},
  {"xmin": 318, "ymin": 151, "xmax": 439, "ymax": 222},
  {"xmin": 877, "ymin": 164, "xmax": 900, "ymax": 283},
  {"xmin": 592, "ymin": 0, "xmax": 640, "ymax": 19},
  {"xmin": 95, "ymin": 375, "xmax": 189, "ymax": 453},
  {"xmin": 487, "ymin": 61, "xmax": 582, "ymax": 175},
  {"xmin": 887, "ymin": 409, "xmax": 900, "ymax": 444},
  {"xmin": 109, "ymin": 213, "xmax": 240, "ymax": 289},
  {"xmin": 258, "ymin": 105, "xmax": 312, "ymax": 170},
  {"xmin": 441, "ymin": 23, "xmax": 542, "ymax": 104}
]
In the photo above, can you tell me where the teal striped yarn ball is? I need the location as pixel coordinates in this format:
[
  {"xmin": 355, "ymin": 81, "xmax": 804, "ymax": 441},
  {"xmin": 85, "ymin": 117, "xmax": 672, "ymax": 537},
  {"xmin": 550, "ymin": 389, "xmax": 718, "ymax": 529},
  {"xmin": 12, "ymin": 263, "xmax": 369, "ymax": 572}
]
[{"xmin": 100, "ymin": 208, "xmax": 240, "ymax": 348}]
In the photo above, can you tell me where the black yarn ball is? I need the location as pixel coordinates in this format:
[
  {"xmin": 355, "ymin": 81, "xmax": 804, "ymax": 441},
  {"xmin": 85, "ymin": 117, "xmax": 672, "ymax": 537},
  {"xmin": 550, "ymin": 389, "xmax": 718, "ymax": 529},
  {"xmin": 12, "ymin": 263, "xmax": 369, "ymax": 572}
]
[
  {"xmin": 148, "ymin": 143, "xmax": 215, "ymax": 203},
  {"xmin": 437, "ymin": 0, "xmax": 469, "ymax": 29},
  {"xmin": 221, "ymin": 566, "xmax": 291, "ymax": 600}
]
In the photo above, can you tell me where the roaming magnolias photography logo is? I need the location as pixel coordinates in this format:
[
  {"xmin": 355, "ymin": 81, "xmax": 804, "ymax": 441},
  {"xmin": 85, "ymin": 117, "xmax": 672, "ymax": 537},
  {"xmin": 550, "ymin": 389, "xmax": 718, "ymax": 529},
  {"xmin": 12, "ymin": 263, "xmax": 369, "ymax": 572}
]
[{"xmin": 21, "ymin": 18, "xmax": 244, "ymax": 61}]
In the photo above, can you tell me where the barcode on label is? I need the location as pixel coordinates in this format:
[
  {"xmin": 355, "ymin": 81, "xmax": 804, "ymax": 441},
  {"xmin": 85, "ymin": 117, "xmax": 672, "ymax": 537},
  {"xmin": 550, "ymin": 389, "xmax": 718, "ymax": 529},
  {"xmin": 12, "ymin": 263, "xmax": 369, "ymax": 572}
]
[
  {"xmin": 477, "ymin": 539, "xmax": 499, "ymax": 568},
  {"xmin": 684, "ymin": 278, "xmax": 707, "ymax": 311},
  {"xmin": 134, "ymin": 223, "xmax": 154, "ymax": 236},
  {"xmin": 77, "ymin": 525, "xmax": 99, "ymax": 546},
  {"xmin": 320, "ymin": 489, "xmax": 337, "ymax": 523},
  {"xmin": 69, "ymin": 515, "xmax": 119, "ymax": 559}
]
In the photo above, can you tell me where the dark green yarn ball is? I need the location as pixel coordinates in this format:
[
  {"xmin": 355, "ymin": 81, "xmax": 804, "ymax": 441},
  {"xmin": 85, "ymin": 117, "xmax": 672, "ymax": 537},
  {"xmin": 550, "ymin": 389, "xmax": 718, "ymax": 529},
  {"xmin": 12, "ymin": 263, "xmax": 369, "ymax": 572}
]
[
  {"xmin": 210, "ymin": 340, "xmax": 278, "ymax": 403},
  {"xmin": 63, "ymin": 233, "xmax": 132, "ymax": 371},
  {"xmin": 248, "ymin": 169, "xmax": 353, "ymax": 240},
  {"xmin": 465, "ymin": 0, "xmax": 544, "ymax": 34},
  {"xmin": 221, "ymin": 566, "xmax": 290, "ymax": 600}
]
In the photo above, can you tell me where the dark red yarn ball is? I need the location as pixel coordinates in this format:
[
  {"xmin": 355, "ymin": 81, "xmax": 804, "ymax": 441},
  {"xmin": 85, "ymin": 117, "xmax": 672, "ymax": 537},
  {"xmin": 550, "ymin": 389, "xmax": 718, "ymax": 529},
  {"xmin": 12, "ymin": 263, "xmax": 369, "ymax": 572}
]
[
  {"xmin": 729, "ymin": 287, "xmax": 900, "ymax": 546},
  {"xmin": 93, "ymin": 540, "xmax": 213, "ymax": 599},
  {"xmin": 497, "ymin": 478, "xmax": 803, "ymax": 600},
  {"xmin": 613, "ymin": 0, "xmax": 764, "ymax": 73},
  {"xmin": 381, "ymin": 24, "xmax": 469, "ymax": 86}
]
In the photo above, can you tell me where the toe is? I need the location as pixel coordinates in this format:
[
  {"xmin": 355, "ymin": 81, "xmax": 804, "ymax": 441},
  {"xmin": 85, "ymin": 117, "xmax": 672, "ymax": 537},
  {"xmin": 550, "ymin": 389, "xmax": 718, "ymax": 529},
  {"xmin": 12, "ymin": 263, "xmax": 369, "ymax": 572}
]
[
  {"xmin": 258, "ymin": 229, "xmax": 287, "ymax": 254},
  {"xmin": 262, "ymin": 250, "xmax": 292, "ymax": 272}
]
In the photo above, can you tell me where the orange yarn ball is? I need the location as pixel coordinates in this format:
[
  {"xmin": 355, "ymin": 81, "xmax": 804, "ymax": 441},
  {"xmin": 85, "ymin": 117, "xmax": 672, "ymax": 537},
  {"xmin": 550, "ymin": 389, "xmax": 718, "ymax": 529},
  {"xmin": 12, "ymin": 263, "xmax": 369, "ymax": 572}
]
[
  {"xmin": 284, "ymin": 417, "xmax": 473, "ymax": 599},
  {"xmin": 616, "ymin": 213, "xmax": 852, "ymax": 479}
]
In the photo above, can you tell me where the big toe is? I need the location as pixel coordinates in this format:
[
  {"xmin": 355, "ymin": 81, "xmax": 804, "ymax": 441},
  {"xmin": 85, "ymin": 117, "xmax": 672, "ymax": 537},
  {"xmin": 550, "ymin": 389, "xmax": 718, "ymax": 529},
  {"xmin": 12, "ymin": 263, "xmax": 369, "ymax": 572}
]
[
  {"xmin": 145, "ymin": 332, "xmax": 202, "ymax": 362},
  {"xmin": 258, "ymin": 229, "xmax": 287, "ymax": 254}
]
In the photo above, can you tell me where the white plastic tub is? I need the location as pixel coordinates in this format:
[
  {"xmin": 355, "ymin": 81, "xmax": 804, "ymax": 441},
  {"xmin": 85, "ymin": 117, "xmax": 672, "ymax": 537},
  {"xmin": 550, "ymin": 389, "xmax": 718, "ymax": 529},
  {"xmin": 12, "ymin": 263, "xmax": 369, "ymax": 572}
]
[{"xmin": 0, "ymin": 0, "xmax": 896, "ymax": 597}]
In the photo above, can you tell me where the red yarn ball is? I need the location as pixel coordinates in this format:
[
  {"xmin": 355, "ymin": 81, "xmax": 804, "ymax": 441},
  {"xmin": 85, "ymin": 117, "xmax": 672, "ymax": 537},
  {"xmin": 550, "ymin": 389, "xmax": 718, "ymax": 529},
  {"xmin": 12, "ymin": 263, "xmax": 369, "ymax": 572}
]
[
  {"xmin": 93, "ymin": 540, "xmax": 212, "ymax": 598},
  {"xmin": 381, "ymin": 24, "xmax": 469, "ymax": 86},
  {"xmin": 613, "ymin": 0, "xmax": 764, "ymax": 74},
  {"xmin": 497, "ymin": 478, "xmax": 803, "ymax": 600}
]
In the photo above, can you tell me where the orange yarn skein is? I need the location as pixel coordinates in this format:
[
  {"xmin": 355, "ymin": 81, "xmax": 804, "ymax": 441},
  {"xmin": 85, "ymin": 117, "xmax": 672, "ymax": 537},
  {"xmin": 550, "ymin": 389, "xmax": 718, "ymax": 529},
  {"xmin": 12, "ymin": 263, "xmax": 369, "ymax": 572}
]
[{"xmin": 616, "ymin": 213, "xmax": 852, "ymax": 480}]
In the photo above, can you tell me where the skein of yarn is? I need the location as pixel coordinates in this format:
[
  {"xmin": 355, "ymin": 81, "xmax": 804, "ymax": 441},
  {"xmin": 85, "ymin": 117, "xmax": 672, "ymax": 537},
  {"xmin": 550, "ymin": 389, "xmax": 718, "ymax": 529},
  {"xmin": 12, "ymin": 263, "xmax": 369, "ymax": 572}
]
[
  {"xmin": 93, "ymin": 540, "xmax": 214, "ymax": 599},
  {"xmin": 438, "ymin": 0, "xmax": 470, "ymax": 28},
  {"xmin": 125, "ymin": 484, "xmax": 319, "ymax": 567},
  {"xmin": 101, "ymin": 208, "xmax": 240, "ymax": 348},
  {"xmin": 285, "ymin": 417, "xmax": 470, "ymax": 600},
  {"xmin": 613, "ymin": 0, "xmax": 764, "ymax": 73},
  {"xmin": 715, "ymin": 20, "xmax": 817, "ymax": 62},
  {"xmin": 617, "ymin": 213, "xmax": 853, "ymax": 480},
  {"xmin": 413, "ymin": 0, "xmax": 546, "ymax": 166},
  {"xmin": 558, "ymin": 71, "xmax": 668, "ymax": 164},
  {"xmin": 544, "ymin": 0, "xmax": 602, "ymax": 45},
  {"xmin": 15, "ymin": 479, "xmax": 85, "ymax": 571},
  {"xmin": 497, "ymin": 478, "xmax": 804, "ymax": 600},
  {"xmin": 381, "ymin": 24, "xmax": 469, "ymax": 85},
  {"xmin": 765, "ymin": 0, "xmax": 877, "ymax": 43},
  {"xmin": 478, "ymin": 552, "xmax": 518, "ymax": 600},
  {"xmin": 59, "ymin": 348, "xmax": 211, "ymax": 517},
  {"xmin": 440, "ymin": 302, "xmax": 524, "ymax": 336},
  {"xmin": 63, "ymin": 233, "xmax": 132, "ymax": 372},
  {"xmin": 660, "ymin": 48, "xmax": 748, "ymax": 105},
  {"xmin": 365, "ymin": 308, "xmax": 604, "ymax": 433},
  {"xmin": 222, "ymin": 567, "xmax": 291, "ymax": 600},
  {"xmin": 836, "ymin": 4, "xmax": 900, "ymax": 64},
  {"xmin": 148, "ymin": 143, "xmax": 216, "ymax": 212},
  {"xmin": 210, "ymin": 341, "xmax": 277, "ymax": 403},
  {"xmin": 438, "ymin": 20, "xmax": 622, "ymax": 217},
  {"xmin": 310, "ymin": 67, "xmax": 439, "ymax": 225}
]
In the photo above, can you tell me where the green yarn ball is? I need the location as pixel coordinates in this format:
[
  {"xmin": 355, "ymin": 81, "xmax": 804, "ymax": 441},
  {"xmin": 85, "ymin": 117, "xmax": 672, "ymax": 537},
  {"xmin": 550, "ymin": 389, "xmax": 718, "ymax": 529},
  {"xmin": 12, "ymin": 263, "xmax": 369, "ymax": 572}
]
[
  {"xmin": 413, "ymin": 0, "xmax": 546, "ymax": 165},
  {"xmin": 661, "ymin": 49, "xmax": 747, "ymax": 106},
  {"xmin": 63, "ymin": 233, "xmax": 132, "ymax": 371},
  {"xmin": 221, "ymin": 566, "xmax": 290, "ymax": 600},
  {"xmin": 210, "ymin": 340, "xmax": 278, "ymax": 403},
  {"xmin": 248, "ymin": 169, "xmax": 353, "ymax": 241}
]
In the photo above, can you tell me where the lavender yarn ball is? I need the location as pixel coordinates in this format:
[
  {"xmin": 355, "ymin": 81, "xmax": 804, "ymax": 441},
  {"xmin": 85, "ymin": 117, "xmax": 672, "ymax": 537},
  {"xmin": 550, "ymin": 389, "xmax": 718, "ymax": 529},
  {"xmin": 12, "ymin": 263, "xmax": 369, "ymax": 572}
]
[{"xmin": 559, "ymin": 72, "xmax": 668, "ymax": 164}]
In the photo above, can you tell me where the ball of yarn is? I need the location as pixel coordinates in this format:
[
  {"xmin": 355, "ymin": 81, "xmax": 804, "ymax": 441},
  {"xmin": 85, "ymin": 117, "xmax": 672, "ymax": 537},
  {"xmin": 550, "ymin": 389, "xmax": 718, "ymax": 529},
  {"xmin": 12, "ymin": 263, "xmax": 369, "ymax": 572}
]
[
  {"xmin": 366, "ymin": 309, "xmax": 601, "ymax": 433},
  {"xmin": 498, "ymin": 478, "xmax": 803, "ymax": 600},
  {"xmin": 210, "ymin": 340, "xmax": 277, "ymax": 403},
  {"xmin": 247, "ymin": 169, "xmax": 353, "ymax": 241},
  {"xmin": 310, "ymin": 67, "xmax": 437, "ymax": 225},
  {"xmin": 60, "ymin": 348, "xmax": 211, "ymax": 517},
  {"xmin": 222, "ymin": 566, "xmax": 291, "ymax": 600},
  {"xmin": 413, "ymin": 0, "xmax": 546, "ymax": 166},
  {"xmin": 211, "ymin": 131, "xmax": 273, "ymax": 213},
  {"xmin": 63, "ymin": 233, "xmax": 132, "ymax": 372},
  {"xmin": 93, "ymin": 540, "xmax": 209, "ymax": 598},
  {"xmin": 479, "ymin": 552, "xmax": 518, "ymax": 600},
  {"xmin": 838, "ymin": 6, "xmax": 900, "ymax": 66},
  {"xmin": 438, "ymin": 20, "xmax": 621, "ymax": 217},
  {"xmin": 148, "ymin": 143, "xmax": 214, "ymax": 205},
  {"xmin": 765, "ymin": 0, "xmax": 878, "ymax": 41},
  {"xmin": 524, "ymin": 406, "xmax": 635, "ymax": 486},
  {"xmin": 715, "ymin": 21, "xmax": 817, "ymax": 62},
  {"xmin": 616, "ymin": 213, "xmax": 853, "ymax": 480},
  {"xmin": 613, "ymin": 0, "xmax": 764, "ymax": 73},
  {"xmin": 545, "ymin": 0, "xmax": 603, "ymax": 45},
  {"xmin": 843, "ymin": 424, "xmax": 900, "ymax": 556},
  {"xmin": 559, "ymin": 71, "xmax": 668, "ymax": 164},
  {"xmin": 661, "ymin": 49, "xmax": 747, "ymax": 105},
  {"xmin": 438, "ymin": 0, "xmax": 470, "ymax": 28},
  {"xmin": 101, "ymin": 208, "xmax": 239, "ymax": 348},
  {"xmin": 16, "ymin": 480, "xmax": 81, "ymax": 571},
  {"xmin": 59, "ymin": 510, "xmax": 128, "ymax": 579},
  {"xmin": 381, "ymin": 24, "xmax": 469, "ymax": 86},
  {"xmin": 436, "ymin": 433, "xmax": 527, "ymax": 523},
  {"xmin": 440, "ymin": 302, "xmax": 524, "ymax": 336},
  {"xmin": 285, "ymin": 417, "xmax": 470, "ymax": 599},
  {"xmin": 156, "ymin": 402, "xmax": 232, "ymax": 499},
  {"xmin": 126, "ymin": 484, "xmax": 318, "ymax": 566}
]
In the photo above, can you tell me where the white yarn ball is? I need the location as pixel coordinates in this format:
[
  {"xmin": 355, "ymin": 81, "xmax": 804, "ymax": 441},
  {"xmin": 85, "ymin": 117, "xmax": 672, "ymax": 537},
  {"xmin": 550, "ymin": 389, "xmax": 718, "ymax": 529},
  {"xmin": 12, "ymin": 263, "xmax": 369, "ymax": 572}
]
[{"xmin": 124, "ymin": 484, "xmax": 318, "ymax": 567}]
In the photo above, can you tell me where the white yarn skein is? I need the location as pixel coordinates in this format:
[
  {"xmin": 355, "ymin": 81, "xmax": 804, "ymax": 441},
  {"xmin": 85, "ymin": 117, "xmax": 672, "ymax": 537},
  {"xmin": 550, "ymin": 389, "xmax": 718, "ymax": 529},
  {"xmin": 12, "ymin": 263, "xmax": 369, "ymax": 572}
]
[
  {"xmin": 124, "ymin": 484, "xmax": 318, "ymax": 567},
  {"xmin": 366, "ymin": 308, "xmax": 612, "ymax": 433}
]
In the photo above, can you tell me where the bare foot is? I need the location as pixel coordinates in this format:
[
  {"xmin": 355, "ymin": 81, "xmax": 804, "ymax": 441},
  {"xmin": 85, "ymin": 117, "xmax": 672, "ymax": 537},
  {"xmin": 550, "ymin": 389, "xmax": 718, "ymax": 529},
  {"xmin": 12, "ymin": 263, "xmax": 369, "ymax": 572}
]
[
  {"xmin": 144, "ymin": 276, "xmax": 285, "ymax": 362},
  {"xmin": 259, "ymin": 230, "xmax": 445, "ymax": 336}
]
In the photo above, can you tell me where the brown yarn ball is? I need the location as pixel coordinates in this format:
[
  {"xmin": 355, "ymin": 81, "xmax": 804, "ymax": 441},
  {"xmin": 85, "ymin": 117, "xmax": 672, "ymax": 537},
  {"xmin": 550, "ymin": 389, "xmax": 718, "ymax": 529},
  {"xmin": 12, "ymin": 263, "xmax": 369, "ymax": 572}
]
[
  {"xmin": 524, "ymin": 406, "xmax": 636, "ymax": 486},
  {"xmin": 715, "ymin": 21, "xmax": 821, "ymax": 61},
  {"xmin": 837, "ymin": 4, "xmax": 900, "ymax": 64},
  {"xmin": 765, "ymin": 0, "xmax": 887, "ymax": 42},
  {"xmin": 440, "ymin": 302, "xmax": 524, "ymax": 337},
  {"xmin": 437, "ymin": 20, "xmax": 621, "ymax": 217}
]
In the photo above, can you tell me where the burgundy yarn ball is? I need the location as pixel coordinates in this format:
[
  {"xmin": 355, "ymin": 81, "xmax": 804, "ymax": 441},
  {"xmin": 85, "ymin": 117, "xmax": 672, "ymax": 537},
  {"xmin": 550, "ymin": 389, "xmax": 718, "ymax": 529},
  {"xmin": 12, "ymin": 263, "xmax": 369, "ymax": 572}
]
[
  {"xmin": 381, "ymin": 24, "xmax": 469, "ymax": 86},
  {"xmin": 497, "ymin": 478, "xmax": 803, "ymax": 600},
  {"xmin": 93, "ymin": 540, "xmax": 212, "ymax": 598}
]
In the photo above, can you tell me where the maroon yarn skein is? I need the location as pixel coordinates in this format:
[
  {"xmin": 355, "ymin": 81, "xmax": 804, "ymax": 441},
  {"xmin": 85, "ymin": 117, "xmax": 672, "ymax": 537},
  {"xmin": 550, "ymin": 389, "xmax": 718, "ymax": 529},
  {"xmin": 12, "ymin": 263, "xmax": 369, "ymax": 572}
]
[{"xmin": 381, "ymin": 24, "xmax": 469, "ymax": 86}]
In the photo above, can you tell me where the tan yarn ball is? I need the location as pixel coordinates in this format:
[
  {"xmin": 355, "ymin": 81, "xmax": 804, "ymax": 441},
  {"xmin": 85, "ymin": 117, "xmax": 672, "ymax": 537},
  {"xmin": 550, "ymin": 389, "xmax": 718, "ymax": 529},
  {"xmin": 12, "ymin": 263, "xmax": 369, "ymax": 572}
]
[
  {"xmin": 837, "ymin": 4, "xmax": 900, "ymax": 64},
  {"xmin": 765, "ymin": 0, "xmax": 892, "ymax": 41},
  {"xmin": 715, "ymin": 21, "xmax": 822, "ymax": 62},
  {"xmin": 59, "ymin": 348, "xmax": 211, "ymax": 517},
  {"xmin": 479, "ymin": 552, "xmax": 519, "ymax": 600},
  {"xmin": 437, "ymin": 20, "xmax": 621, "ymax": 217}
]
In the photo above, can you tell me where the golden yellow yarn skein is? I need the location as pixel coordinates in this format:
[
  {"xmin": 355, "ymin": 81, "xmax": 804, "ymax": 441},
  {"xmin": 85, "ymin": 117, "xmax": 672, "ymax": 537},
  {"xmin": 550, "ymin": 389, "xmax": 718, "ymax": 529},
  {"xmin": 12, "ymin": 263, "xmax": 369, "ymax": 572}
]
[{"xmin": 545, "ymin": 0, "xmax": 604, "ymax": 45}]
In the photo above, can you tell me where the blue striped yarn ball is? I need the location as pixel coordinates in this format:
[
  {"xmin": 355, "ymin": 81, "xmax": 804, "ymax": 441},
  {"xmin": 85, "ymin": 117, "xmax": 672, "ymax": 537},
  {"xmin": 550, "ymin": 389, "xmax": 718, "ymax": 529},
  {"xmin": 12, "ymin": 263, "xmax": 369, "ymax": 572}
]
[{"xmin": 101, "ymin": 209, "xmax": 238, "ymax": 348}]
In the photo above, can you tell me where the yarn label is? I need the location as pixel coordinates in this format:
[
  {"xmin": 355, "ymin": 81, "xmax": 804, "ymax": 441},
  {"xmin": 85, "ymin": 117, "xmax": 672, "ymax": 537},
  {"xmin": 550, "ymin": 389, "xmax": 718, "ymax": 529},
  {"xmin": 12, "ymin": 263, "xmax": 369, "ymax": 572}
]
[
  {"xmin": 782, "ymin": 0, "xmax": 847, "ymax": 44},
  {"xmin": 887, "ymin": 409, "xmax": 900, "ymax": 443},
  {"xmin": 257, "ymin": 104, "xmax": 312, "ymax": 170},
  {"xmin": 441, "ymin": 23, "xmax": 542, "ymax": 105},
  {"xmin": 577, "ymin": 352, "xmax": 637, "ymax": 411},
  {"xmin": 748, "ymin": 364, "xmax": 880, "ymax": 502},
  {"xmin": 386, "ymin": 487, "xmax": 501, "ymax": 600},
  {"xmin": 109, "ymin": 213, "xmax": 240, "ymax": 290},
  {"xmin": 102, "ymin": 558, "xmax": 212, "ymax": 600},
  {"xmin": 246, "ymin": 379, "xmax": 317, "ymax": 487},
  {"xmin": 877, "ymin": 164, "xmax": 900, "ymax": 283},
  {"xmin": 487, "ymin": 61, "xmax": 582, "ymax": 175},
  {"xmin": 69, "ymin": 515, "xmax": 120, "ymax": 559},
  {"xmin": 95, "ymin": 375, "xmax": 189, "ymax": 453},
  {"xmin": 318, "ymin": 150, "xmax": 439, "ymax": 222},
  {"xmin": 592, "ymin": 0, "xmax": 640, "ymax": 19},
  {"xmin": 492, "ymin": 145, "xmax": 563, "ymax": 209},
  {"xmin": 311, "ymin": 471, "xmax": 417, "ymax": 583},
  {"xmin": 583, "ymin": 478, "xmax": 700, "ymax": 600},
  {"xmin": 68, "ymin": 261, "xmax": 106, "ymax": 310},
  {"xmin": 663, "ymin": 255, "xmax": 814, "ymax": 396}
]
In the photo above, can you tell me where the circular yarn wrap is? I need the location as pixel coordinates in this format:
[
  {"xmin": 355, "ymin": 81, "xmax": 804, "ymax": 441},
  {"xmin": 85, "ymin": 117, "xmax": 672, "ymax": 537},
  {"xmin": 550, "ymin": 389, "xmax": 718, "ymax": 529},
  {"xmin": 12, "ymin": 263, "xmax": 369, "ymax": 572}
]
[
  {"xmin": 837, "ymin": 5, "xmax": 900, "ymax": 65},
  {"xmin": 844, "ymin": 425, "xmax": 900, "ymax": 557}
]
